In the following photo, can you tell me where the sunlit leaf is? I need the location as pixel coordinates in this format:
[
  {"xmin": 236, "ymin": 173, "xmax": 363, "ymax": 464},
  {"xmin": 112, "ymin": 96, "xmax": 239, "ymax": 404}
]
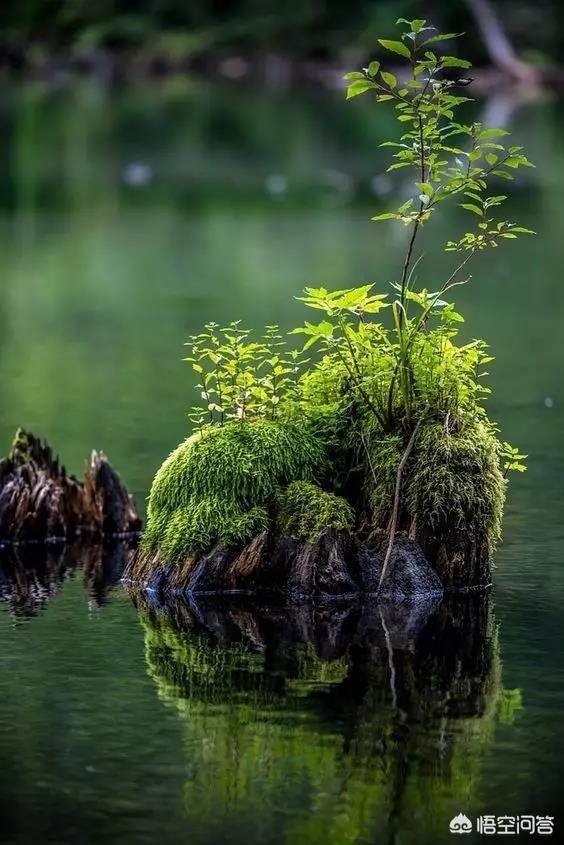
[
  {"xmin": 346, "ymin": 80, "xmax": 377, "ymax": 99},
  {"xmin": 381, "ymin": 71, "xmax": 397, "ymax": 88},
  {"xmin": 421, "ymin": 32, "xmax": 461, "ymax": 46},
  {"xmin": 378, "ymin": 39, "xmax": 411, "ymax": 58}
]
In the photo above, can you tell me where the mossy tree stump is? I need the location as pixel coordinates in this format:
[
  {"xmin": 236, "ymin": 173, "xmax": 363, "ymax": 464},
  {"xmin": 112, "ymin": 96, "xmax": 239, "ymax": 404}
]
[{"xmin": 127, "ymin": 413, "xmax": 504, "ymax": 597}]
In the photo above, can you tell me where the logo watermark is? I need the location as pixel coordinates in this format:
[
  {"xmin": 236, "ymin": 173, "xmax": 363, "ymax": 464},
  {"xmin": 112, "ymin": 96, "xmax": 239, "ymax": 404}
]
[
  {"xmin": 449, "ymin": 814, "xmax": 555, "ymax": 835},
  {"xmin": 450, "ymin": 814, "xmax": 473, "ymax": 834}
]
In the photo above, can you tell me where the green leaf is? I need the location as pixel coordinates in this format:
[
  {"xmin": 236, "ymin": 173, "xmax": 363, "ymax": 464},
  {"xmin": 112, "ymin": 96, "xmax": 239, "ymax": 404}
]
[
  {"xmin": 346, "ymin": 80, "xmax": 376, "ymax": 99},
  {"xmin": 302, "ymin": 336, "xmax": 320, "ymax": 350},
  {"xmin": 343, "ymin": 71, "xmax": 364, "ymax": 80},
  {"xmin": 443, "ymin": 308, "xmax": 464, "ymax": 322},
  {"xmin": 440, "ymin": 56, "xmax": 472, "ymax": 69},
  {"xmin": 363, "ymin": 300, "xmax": 389, "ymax": 313},
  {"xmin": 460, "ymin": 203, "xmax": 483, "ymax": 215},
  {"xmin": 478, "ymin": 127, "xmax": 509, "ymax": 140},
  {"xmin": 368, "ymin": 60, "xmax": 380, "ymax": 76},
  {"xmin": 397, "ymin": 18, "xmax": 427, "ymax": 34},
  {"xmin": 421, "ymin": 32, "xmax": 461, "ymax": 46},
  {"xmin": 411, "ymin": 19, "xmax": 427, "ymax": 33},
  {"xmin": 371, "ymin": 212, "xmax": 398, "ymax": 221},
  {"xmin": 397, "ymin": 198, "xmax": 414, "ymax": 214},
  {"xmin": 485, "ymin": 153, "xmax": 498, "ymax": 166},
  {"xmin": 492, "ymin": 169, "xmax": 514, "ymax": 180},
  {"xmin": 381, "ymin": 71, "xmax": 397, "ymax": 88},
  {"xmin": 416, "ymin": 181, "xmax": 433, "ymax": 197},
  {"xmin": 378, "ymin": 39, "xmax": 411, "ymax": 58}
]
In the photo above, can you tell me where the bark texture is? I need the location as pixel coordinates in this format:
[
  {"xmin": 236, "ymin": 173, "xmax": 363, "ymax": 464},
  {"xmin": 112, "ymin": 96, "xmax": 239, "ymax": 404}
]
[
  {"xmin": 126, "ymin": 529, "xmax": 444, "ymax": 600},
  {"xmin": 0, "ymin": 429, "xmax": 141, "ymax": 543}
]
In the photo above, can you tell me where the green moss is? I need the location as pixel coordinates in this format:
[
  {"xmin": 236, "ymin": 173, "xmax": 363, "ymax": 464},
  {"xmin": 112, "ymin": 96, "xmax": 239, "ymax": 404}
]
[
  {"xmin": 276, "ymin": 480, "xmax": 354, "ymax": 542},
  {"xmin": 141, "ymin": 348, "xmax": 507, "ymax": 571},
  {"xmin": 365, "ymin": 417, "xmax": 506, "ymax": 548},
  {"xmin": 406, "ymin": 419, "xmax": 506, "ymax": 546},
  {"xmin": 362, "ymin": 427, "xmax": 403, "ymax": 523},
  {"xmin": 10, "ymin": 427, "xmax": 34, "ymax": 464},
  {"xmin": 143, "ymin": 419, "xmax": 327, "ymax": 560}
]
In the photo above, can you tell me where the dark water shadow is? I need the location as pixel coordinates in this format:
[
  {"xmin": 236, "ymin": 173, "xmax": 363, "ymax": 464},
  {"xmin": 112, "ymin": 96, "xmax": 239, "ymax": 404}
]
[
  {"xmin": 0, "ymin": 539, "xmax": 136, "ymax": 617},
  {"xmin": 132, "ymin": 591, "xmax": 520, "ymax": 844}
]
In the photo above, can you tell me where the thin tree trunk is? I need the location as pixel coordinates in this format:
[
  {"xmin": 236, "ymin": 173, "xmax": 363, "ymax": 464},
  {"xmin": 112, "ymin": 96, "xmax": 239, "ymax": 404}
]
[
  {"xmin": 465, "ymin": 0, "xmax": 538, "ymax": 83},
  {"xmin": 378, "ymin": 419, "xmax": 422, "ymax": 593}
]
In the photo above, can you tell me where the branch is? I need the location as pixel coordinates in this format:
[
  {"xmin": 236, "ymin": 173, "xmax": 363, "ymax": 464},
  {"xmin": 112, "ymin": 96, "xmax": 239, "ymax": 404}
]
[
  {"xmin": 385, "ymin": 248, "xmax": 475, "ymax": 428},
  {"xmin": 332, "ymin": 340, "xmax": 387, "ymax": 430},
  {"xmin": 399, "ymin": 216, "xmax": 422, "ymax": 316},
  {"xmin": 377, "ymin": 417, "xmax": 423, "ymax": 593},
  {"xmin": 399, "ymin": 119, "xmax": 426, "ymax": 325},
  {"xmin": 465, "ymin": 0, "xmax": 537, "ymax": 84},
  {"xmin": 411, "ymin": 249, "xmax": 477, "ymax": 338},
  {"xmin": 360, "ymin": 428, "xmax": 378, "ymax": 487}
]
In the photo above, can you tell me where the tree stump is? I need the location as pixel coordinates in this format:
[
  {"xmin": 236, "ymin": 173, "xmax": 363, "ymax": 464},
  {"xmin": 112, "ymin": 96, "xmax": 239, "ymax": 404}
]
[{"xmin": 0, "ymin": 428, "xmax": 141, "ymax": 543}]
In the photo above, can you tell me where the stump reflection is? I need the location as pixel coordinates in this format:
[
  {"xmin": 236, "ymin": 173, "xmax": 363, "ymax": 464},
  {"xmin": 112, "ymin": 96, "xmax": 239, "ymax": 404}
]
[
  {"xmin": 135, "ymin": 594, "xmax": 520, "ymax": 844},
  {"xmin": 0, "ymin": 540, "xmax": 135, "ymax": 616}
]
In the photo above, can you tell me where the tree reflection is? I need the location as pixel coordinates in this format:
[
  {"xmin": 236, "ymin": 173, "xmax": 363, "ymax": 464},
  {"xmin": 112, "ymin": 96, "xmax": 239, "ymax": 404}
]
[{"xmin": 135, "ymin": 593, "xmax": 522, "ymax": 844}]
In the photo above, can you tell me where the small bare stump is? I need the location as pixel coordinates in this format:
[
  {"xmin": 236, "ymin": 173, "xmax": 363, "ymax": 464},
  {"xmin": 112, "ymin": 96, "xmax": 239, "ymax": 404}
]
[{"xmin": 0, "ymin": 429, "xmax": 141, "ymax": 543}]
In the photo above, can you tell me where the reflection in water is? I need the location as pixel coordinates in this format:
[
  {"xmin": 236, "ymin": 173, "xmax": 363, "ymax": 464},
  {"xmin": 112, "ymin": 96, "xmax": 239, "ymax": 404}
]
[
  {"xmin": 0, "ymin": 540, "xmax": 135, "ymax": 616},
  {"xmin": 135, "ymin": 594, "xmax": 522, "ymax": 844}
]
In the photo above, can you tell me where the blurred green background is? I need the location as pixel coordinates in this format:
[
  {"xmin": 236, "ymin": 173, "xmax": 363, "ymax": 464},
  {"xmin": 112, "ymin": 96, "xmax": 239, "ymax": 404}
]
[{"xmin": 0, "ymin": 0, "xmax": 563, "ymax": 72}]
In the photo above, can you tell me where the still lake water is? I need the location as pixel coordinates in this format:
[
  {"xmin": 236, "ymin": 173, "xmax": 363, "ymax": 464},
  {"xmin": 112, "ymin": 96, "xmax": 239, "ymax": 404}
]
[{"xmin": 0, "ymin": 79, "xmax": 563, "ymax": 843}]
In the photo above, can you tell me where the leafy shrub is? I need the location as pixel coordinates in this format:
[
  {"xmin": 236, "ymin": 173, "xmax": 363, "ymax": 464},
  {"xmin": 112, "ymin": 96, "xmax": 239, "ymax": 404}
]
[
  {"xmin": 183, "ymin": 19, "xmax": 532, "ymax": 466},
  {"xmin": 290, "ymin": 18, "xmax": 533, "ymax": 444},
  {"xmin": 184, "ymin": 323, "xmax": 305, "ymax": 428}
]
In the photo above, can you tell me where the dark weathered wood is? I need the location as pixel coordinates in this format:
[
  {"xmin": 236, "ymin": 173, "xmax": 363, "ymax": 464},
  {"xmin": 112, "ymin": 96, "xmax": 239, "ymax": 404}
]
[
  {"xmin": 0, "ymin": 428, "xmax": 141, "ymax": 543},
  {"xmin": 126, "ymin": 528, "xmax": 444, "ymax": 600}
]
